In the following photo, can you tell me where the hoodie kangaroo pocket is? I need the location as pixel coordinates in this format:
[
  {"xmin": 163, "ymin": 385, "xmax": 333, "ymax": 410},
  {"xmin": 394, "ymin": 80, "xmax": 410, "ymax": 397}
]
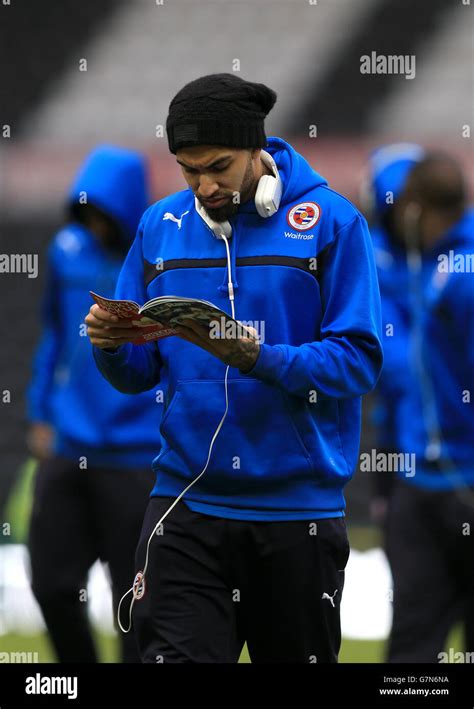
[{"xmin": 156, "ymin": 378, "xmax": 315, "ymax": 494}]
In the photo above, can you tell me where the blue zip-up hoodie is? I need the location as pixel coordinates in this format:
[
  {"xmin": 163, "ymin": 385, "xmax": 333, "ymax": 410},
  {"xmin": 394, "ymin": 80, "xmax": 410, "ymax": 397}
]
[
  {"xmin": 367, "ymin": 145, "xmax": 474, "ymax": 489},
  {"xmin": 367, "ymin": 144, "xmax": 424, "ymax": 451},
  {"xmin": 94, "ymin": 137, "xmax": 383, "ymax": 520},
  {"xmin": 27, "ymin": 145, "xmax": 163, "ymax": 469},
  {"xmin": 371, "ymin": 225, "xmax": 412, "ymax": 450},
  {"xmin": 397, "ymin": 208, "xmax": 474, "ymax": 489}
]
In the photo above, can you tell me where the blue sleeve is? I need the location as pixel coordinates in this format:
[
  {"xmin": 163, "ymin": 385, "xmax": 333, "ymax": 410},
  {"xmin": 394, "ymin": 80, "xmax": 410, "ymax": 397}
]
[
  {"xmin": 372, "ymin": 296, "xmax": 409, "ymax": 450},
  {"xmin": 377, "ymin": 272, "xmax": 411, "ymax": 399},
  {"xmin": 242, "ymin": 214, "xmax": 384, "ymax": 399},
  {"xmin": 444, "ymin": 272, "xmax": 474, "ymax": 371},
  {"xmin": 371, "ymin": 255, "xmax": 411, "ymax": 449},
  {"xmin": 371, "ymin": 396, "xmax": 398, "ymax": 450},
  {"xmin": 93, "ymin": 214, "xmax": 163, "ymax": 394},
  {"xmin": 26, "ymin": 243, "xmax": 62, "ymax": 422}
]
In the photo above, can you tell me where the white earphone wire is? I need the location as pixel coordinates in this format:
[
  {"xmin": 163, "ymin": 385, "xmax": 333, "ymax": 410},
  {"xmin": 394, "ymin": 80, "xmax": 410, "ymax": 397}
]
[{"xmin": 118, "ymin": 233, "xmax": 235, "ymax": 632}]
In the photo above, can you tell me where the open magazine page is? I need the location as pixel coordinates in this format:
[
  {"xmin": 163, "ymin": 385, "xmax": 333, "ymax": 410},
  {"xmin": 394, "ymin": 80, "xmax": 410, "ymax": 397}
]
[
  {"xmin": 141, "ymin": 299, "xmax": 257, "ymax": 341},
  {"xmin": 91, "ymin": 292, "xmax": 256, "ymax": 344},
  {"xmin": 141, "ymin": 299, "xmax": 235, "ymax": 327},
  {"xmin": 90, "ymin": 291, "xmax": 177, "ymax": 344}
]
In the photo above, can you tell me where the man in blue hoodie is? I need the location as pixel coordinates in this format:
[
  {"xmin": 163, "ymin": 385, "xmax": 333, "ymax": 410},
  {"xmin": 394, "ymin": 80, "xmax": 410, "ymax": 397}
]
[
  {"xmin": 377, "ymin": 153, "xmax": 474, "ymax": 662},
  {"xmin": 362, "ymin": 144, "xmax": 425, "ymax": 523},
  {"xmin": 86, "ymin": 75, "xmax": 383, "ymax": 663},
  {"xmin": 27, "ymin": 146, "xmax": 160, "ymax": 663}
]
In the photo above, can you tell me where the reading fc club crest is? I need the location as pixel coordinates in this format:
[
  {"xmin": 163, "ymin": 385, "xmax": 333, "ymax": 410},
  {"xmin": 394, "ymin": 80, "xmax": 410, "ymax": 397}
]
[
  {"xmin": 287, "ymin": 202, "xmax": 321, "ymax": 231},
  {"xmin": 133, "ymin": 571, "xmax": 146, "ymax": 600}
]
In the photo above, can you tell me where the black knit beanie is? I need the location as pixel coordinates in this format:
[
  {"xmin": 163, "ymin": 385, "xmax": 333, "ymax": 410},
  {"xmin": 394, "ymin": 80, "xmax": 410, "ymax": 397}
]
[{"xmin": 166, "ymin": 73, "xmax": 277, "ymax": 154}]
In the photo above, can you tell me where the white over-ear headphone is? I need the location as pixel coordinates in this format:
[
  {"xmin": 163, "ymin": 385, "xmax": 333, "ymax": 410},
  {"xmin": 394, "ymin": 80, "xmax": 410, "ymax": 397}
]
[
  {"xmin": 195, "ymin": 149, "xmax": 282, "ymax": 240},
  {"xmin": 255, "ymin": 149, "xmax": 282, "ymax": 218}
]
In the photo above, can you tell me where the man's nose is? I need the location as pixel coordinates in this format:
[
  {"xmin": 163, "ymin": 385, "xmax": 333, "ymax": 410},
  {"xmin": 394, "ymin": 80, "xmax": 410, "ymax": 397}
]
[{"xmin": 197, "ymin": 175, "xmax": 219, "ymax": 198}]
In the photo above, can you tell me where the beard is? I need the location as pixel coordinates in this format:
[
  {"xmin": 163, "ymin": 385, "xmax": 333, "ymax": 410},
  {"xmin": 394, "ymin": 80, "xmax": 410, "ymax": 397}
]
[{"xmin": 197, "ymin": 155, "xmax": 256, "ymax": 222}]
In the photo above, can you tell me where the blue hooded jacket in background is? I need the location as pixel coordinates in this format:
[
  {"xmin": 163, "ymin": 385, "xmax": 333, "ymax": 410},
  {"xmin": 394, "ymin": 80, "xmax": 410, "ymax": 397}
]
[
  {"xmin": 27, "ymin": 145, "xmax": 163, "ymax": 469},
  {"xmin": 399, "ymin": 208, "xmax": 474, "ymax": 488},
  {"xmin": 94, "ymin": 136, "xmax": 383, "ymax": 520},
  {"xmin": 367, "ymin": 144, "xmax": 425, "ymax": 451},
  {"xmin": 367, "ymin": 144, "xmax": 474, "ymax": 488}
]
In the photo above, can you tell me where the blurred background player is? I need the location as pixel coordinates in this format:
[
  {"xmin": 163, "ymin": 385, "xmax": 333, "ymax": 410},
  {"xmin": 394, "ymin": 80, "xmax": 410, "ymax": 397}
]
[
  {"xmin": 362, "ymin": 143, "xmax": 425, "ymax": 525},
  {"xmin": 26, "ymin": 145, "xmax": 160, "ymax": 663},
  {"xmin": 365, "ymin": 149, "xmax": 474, "ymax": 661}
]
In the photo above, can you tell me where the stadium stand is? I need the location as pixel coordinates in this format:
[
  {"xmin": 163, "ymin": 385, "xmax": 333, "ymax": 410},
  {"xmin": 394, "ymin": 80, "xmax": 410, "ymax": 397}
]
[
  {"xmin": 21, "ymin": 0, "xmax": 377, "ymax": 142},
  {"xmin": 0, "ymin": 0, "xmax": 121, "ymax": 133},
  {"xmin": 370, "ymin": 3, "xmax": 473, "ymax": 136}
]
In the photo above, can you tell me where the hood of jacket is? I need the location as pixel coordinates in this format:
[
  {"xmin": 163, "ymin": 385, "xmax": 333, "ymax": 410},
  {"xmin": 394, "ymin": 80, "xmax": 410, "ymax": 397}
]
[{"xmin": 68, "ymin": 144, "xmax": 150, "ymax": 244}]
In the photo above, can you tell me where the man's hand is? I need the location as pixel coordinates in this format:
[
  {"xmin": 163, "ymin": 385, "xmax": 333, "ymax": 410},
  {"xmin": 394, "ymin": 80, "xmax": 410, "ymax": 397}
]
[
  {"xmin": 85, "ymin": 304, "xmax": 142, "ymax": 350},
  {"xmin": 174, "ymin": 319, "xmax": 260, "ymax": 372},
  {"xmin": 27, "ymin": 422, "xmax": 54, "ymax": 460}
]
